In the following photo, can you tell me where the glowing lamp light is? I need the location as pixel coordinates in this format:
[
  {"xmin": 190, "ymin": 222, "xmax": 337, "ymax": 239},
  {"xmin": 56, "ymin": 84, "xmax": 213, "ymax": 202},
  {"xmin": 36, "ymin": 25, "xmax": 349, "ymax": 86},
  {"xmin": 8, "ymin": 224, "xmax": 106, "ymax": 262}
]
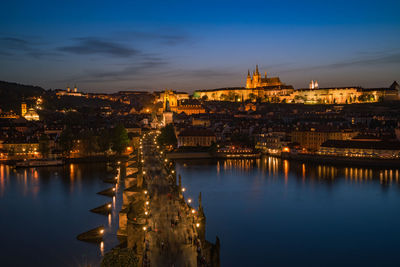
[
  {"xmin": 143, "ymin": 171, "xmax": 146, "ymax": 175},
  {"xmin": 143, "ymin": 227, "xmax": 147, "ymax": 231},
  {"xmin": 188, "ymin": 198, "xmax": 192, "ymax": 203},
  {"xmin": 164, "ymin": 159, "xmax": 168, "ymax": 162},
  {"xmin": 145, "ymin": 211, "xmax": 148, "ymax": 215},
  {"xmin": 182, "ymin": 188, "xmax": 186, "ymax": 192},
  {"xmin": 100, "ymin": 229, "xmax": 104, "ymax": 234},
  {"xmin": 144, "ymin": 190, "xmax": 148, "ymax": 194},
  {"xmin": 108, "ymin": 204, "xmax": 111, "ymax": 208},
  {"xmin": 145, "ymin": 201, "xmax": 149, "ymax": 205},
  {"xmin": 196, "ymin": 223, "xmax": 200, "ymax": 228},
  {"xmin": 171, "ymin": 170, "xmax": 175, "ymax": 174},
  {"xmin": 282, "ymin": 147, "xmax": 290, "ymax": 153},
  {"xmin": 191, "ymin": 209, "xmax": 196, "ymax": 214},
  {"xmin": 117, "ymin": 161, "xmax": 121, "ymax": 164}
]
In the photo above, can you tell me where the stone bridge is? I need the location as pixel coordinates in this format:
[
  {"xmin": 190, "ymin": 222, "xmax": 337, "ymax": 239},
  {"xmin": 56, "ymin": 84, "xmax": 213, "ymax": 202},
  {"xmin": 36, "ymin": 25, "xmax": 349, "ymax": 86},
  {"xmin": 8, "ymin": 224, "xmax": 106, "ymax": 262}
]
[{"xmin": 102, "ymin": 131, "xmax": 220, "ymax": 267}]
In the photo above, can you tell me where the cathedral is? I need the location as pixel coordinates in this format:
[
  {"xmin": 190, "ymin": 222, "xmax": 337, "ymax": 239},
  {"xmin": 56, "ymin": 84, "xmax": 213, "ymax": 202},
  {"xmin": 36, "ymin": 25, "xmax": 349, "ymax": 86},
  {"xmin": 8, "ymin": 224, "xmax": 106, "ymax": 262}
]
[
  {"xmin": 246, "ymin": 65, "xmax": 283, "ymax": 88},
  {"xmin": 194, "ymin": 66, "xmax": 400, "ymax": 104}
]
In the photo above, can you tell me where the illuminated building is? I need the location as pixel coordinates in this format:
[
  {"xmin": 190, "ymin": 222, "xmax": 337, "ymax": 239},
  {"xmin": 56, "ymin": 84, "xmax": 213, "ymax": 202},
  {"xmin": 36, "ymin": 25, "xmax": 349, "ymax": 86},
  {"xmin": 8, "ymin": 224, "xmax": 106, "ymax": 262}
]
[
  {"xmin": 56, "ymin": 85, "xmax": 86, "ymax": 97},
  {"xmin": 246, "ymin": 65, "xmax": 284, "ymax": 88},
  {"xmin": 291, "ymin": 128, "xmax": 358, "ymax": 151},
  {"xmin": 156, "ymin": 90, "xmax": 189, "ymax": 111},
  {"xmin": 194, "ymin": 67, "xmax": 400, "ymax": 104},
  {"xmin": 24, "ymin": 108, "xmax": 39, "ymax": 121},
  {"xmin": 0, "ymin": 112, "xmax": 19, "ymax": 119},
  {"xmin": 309, "ymin": 80, "xmax": 319, "ymax": 89},
  {"xmin": 21, "ymin": 102, "xmax": 27, "ymax": 116},
  {"xmin": 1, "ymin": 142, "xmax": 40, "ymax": 159},
  {"xmin": 319, "ymin": 140, "xmax": 400, "ymax": 159},
  {"xmin": 177, "ymin": 128, "xmax": 216, "ymax": 147},
  {"xmin": 175, "ymin": 100, "xmax": 206, "ymax": 115}
]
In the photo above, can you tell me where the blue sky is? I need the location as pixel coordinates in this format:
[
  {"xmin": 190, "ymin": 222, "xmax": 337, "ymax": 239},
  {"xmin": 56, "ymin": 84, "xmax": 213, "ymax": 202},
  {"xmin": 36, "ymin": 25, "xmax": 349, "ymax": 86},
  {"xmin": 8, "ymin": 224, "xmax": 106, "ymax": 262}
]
[{"xmin": 1, "ymin": 0, "xmax": 399, "ymax": 92}]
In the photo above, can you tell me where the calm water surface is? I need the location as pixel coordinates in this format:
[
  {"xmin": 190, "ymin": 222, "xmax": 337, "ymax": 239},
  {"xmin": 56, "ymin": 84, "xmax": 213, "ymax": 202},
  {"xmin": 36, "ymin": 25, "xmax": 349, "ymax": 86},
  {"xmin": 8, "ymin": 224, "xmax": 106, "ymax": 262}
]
[
  {"xmin": 0, "ymin": 163, "xmax": 122, "ymax": 267},
  {"xmin": 176, "ymin": 157, "xmax": 400, "ymax": 267},
  {"xmin": 1, "ymin": 158, "xmax": 400, "ymax": 266}
]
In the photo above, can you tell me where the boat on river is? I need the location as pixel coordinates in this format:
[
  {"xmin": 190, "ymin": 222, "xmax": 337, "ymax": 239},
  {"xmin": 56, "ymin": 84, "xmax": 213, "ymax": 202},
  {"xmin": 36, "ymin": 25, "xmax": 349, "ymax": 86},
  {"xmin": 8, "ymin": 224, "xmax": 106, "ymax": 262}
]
[{"xmin": 15, "ymin": 159, "xmax": 64, "ymax": 168}]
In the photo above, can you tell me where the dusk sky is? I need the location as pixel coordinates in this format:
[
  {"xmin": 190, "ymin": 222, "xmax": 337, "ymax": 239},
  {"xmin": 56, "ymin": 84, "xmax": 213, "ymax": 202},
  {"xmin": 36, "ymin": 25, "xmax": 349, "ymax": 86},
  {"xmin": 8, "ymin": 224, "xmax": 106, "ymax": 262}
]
[{"xmin": 1, "ymin": 0, "xmax": 400, "ymax": 92}]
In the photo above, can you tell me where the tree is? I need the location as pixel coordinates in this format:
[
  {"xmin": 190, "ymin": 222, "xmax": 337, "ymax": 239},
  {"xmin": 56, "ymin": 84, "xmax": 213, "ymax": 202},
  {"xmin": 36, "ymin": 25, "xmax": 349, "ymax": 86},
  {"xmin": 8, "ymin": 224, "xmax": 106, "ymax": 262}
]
[
  {"xmin": 111, "ymin": 124, "xmax": 129, "ymax": 155},
  {"xmin": 157, "ymin": 124, "xmax": 177, "ymax": 147},
  {"xmin": 201, "ymin": 95, "xmax": 208, "ymax": 101},
  {"xmin": 227, "ymin": 92, "xmax": 236, "ymax": 101},
  {"xmin": 220, "ymin": 94, "xmax": 228, "ymax": 101},
  {"xmin": 248, "ymin": 93, "xmax": 256, "ymax": 102},
  {"xmin": 59, "ymin": 127, "xmax": 74, "ymax": 157},
  {"xmin": 80, "ymin": 129, "xmax": 98, "ymax": 156},
  {"xmin": 39, "ymin": 134, "xmax": 50, "ymax": 158},
  {"xmin": 98, "ymin": 129, "xmax": 112, "ymax": 154}
]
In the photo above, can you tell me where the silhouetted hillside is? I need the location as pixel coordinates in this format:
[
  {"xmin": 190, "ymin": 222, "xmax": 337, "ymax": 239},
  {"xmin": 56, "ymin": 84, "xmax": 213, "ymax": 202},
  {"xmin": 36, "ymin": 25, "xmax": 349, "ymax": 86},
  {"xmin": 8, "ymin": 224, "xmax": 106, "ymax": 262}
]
[{"xmin": 0, "ymin": 81, "xmax": 45, "ymax": 111}]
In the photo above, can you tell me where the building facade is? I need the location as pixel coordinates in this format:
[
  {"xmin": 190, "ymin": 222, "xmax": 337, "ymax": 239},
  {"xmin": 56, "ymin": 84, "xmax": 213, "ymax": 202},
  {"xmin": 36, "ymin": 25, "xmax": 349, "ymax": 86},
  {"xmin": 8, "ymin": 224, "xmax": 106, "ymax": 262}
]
[
  {"xmin": 319, "ymin": 140, "xmax": 400, "ymax": 159},
  {"xmin": 177, "ymin": 129, "xmax": 216, "ymax": 147},
  {"xmin": 194, "ymin": 67, "xmax": 400, "ymax": 104},
  {"xmin": 291, "ymin": 129, "xmax": 358, "ymax": 151}
]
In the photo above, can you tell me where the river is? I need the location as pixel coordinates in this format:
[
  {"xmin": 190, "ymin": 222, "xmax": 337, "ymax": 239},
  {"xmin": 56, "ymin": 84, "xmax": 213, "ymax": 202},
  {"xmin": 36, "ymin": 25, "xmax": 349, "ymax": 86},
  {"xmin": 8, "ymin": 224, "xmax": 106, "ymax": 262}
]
[
  {"xmin": 176, "ymin": 157, "xmax": 400, "ymax": 267},
  {"xmin": 1, "ymin": 157, "xmax": 400, "ymax": 266}
]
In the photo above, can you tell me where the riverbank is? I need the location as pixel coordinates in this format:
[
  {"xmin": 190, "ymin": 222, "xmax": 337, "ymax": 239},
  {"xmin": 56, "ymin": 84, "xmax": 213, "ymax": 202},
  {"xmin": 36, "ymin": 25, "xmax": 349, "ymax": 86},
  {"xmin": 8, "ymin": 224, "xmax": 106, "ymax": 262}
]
[
  {"xmin": 281, "ymin": 152, "xmax": 400, "ymax": 167},
  {"xmin": 5, "ymin": 155, "xmax": 129, "ymax": 167},
  {"xmin": 166, "ymin": 151, "xmax": 261, "ymax": 160}
]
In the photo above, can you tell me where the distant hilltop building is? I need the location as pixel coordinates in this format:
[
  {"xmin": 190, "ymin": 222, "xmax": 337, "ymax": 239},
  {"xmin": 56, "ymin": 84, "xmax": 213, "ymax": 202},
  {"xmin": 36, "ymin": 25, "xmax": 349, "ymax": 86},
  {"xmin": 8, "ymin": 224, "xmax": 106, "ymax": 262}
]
[
  {"xmin": 21, "ymin": 102, "xmax": 39, "ymax": 121},
  {"xmin": 194, "ymin": 66, "xmax": 400, "ymax": 104},
  {"xmin": 309, "ymin": 80, "xmax": 319, "ymax": 89},
  {"xmin": 158, "ymin": 90, "xmax": 205, "ymax": 115},
  {"xmin": 246, "ymin": 65, "xmax": 284, "ymax": 88},
  {"xmin": 195, "ymin": 65, "xmax": 294, "ymax": 102},
  {"xmin": 56, "ymin": 85, "xmax": 86, "ymax": 97}
]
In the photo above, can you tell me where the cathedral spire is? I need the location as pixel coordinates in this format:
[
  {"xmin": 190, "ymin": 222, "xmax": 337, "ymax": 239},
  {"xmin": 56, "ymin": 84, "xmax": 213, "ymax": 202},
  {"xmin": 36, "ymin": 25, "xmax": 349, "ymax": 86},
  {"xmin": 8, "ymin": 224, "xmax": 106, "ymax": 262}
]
[
  {"xmin": 247, "ymin": 69, "xmax": 250, "ymax": 77},
  {"xmin": 256, "ymin": 64, "xmax": 259, "ymax": 74}
]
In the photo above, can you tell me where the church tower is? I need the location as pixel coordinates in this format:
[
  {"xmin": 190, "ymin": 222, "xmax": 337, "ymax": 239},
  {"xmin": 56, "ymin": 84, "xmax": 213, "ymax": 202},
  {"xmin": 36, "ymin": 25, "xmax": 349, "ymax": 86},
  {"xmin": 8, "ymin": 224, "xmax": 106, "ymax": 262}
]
[
  {"xmin": 253, "ymin": 65, "xmax": 261, "ymax": 87},
  {"xmin": 21, "ymin": 102, "xmax": 27, "ymax": 116},
  {"xmin": 246, "ymin": 70, "xmax": 252, "ymax": 88}
]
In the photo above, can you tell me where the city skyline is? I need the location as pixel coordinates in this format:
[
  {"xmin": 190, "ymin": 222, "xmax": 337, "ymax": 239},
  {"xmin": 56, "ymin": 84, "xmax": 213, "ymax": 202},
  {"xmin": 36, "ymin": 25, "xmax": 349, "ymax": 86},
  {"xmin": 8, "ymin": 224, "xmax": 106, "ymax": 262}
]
[{"xmin": 1, "ymin": 0, "xmax": 400, "ymax": 93}]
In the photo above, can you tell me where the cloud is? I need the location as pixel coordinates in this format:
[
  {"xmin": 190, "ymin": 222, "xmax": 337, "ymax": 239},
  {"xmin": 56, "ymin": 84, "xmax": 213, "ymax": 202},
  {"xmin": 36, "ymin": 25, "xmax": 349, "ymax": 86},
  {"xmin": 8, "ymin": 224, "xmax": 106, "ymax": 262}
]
[
  {"xmin": 0, "ymin": 36, "xmax": 60, "ymax": 59},
  {"xmin": 57, "ymin": 38, "xmax": 140, "ymax": 57},
  {"xmin": 322, "ymin": 53, "xmax": 400, "ymax": 69},
  {"xmin": 281, "ymin": 51, "xmax": 400, "ymax": 73},
  {"xmin": 59, "ymin": 57, "xmax": 168, "ymax": 84},
  {"xmin": 116, "ymin": 30, "xmax": 191, "ymax": 46},
  {"xmin": 0, "ymin": 37, "xmax": 33, "ymax": 53}
]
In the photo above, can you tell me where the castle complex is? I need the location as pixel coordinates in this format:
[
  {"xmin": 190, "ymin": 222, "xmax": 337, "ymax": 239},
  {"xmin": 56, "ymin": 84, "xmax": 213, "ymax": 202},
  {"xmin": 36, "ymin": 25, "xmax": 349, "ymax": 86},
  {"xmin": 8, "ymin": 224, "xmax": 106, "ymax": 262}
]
[
  {"xmin": 246, "ymin": 65, "xmax": 283, "ymax": 88},
  {"xmin": 194, "ymin": 66, "xmax": 400, "ymax": 104}
]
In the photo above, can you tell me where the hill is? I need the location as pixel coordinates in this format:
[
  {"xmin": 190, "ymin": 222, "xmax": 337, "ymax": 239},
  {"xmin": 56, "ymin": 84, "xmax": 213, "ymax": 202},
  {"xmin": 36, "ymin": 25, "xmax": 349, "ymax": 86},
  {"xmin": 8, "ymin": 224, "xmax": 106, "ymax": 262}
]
[{"xmin": 0, "ymin": 81, "xmax": 45, "ymax": 112}]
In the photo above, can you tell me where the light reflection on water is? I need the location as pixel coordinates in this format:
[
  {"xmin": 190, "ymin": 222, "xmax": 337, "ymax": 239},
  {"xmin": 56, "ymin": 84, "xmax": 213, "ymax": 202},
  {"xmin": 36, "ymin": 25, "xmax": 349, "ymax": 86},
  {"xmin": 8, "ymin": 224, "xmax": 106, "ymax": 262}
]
[
  {"xmin": 0, "ymin": 163, "xmax": 123, "ymax": 267},
  {"xmin": 219, "ymin": 157, "xmax": 400, "ymax": 186},
  {"xmin": 176, "ymin": 156, "xmax": 400, "ymax": 267}
]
